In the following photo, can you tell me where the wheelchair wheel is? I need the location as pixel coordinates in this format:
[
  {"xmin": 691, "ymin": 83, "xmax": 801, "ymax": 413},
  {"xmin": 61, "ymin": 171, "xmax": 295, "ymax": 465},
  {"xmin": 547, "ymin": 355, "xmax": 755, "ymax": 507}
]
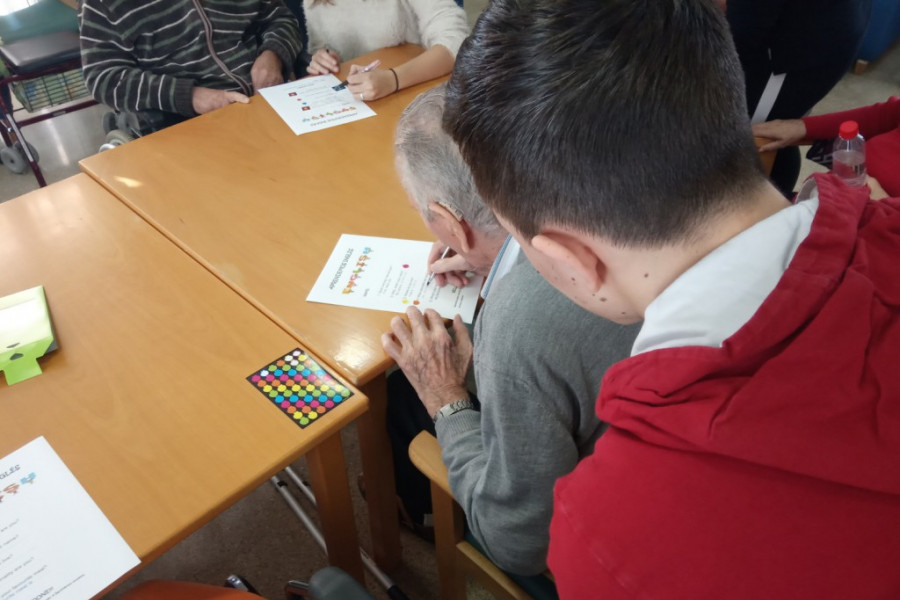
[
  {"xmin": 15, "ymin": 141, "xmax": 39, "ymax": 163},
  {"xmin": 99, "ymin": 128, "xmax": 134, "ymax": 152},
  {"xmin": 1, "ymin": 144, "xmax": 27, "ymax": 174},
  {"xmin": 102, "ymin": 111, "xmax": 117, "ymax": 134}
]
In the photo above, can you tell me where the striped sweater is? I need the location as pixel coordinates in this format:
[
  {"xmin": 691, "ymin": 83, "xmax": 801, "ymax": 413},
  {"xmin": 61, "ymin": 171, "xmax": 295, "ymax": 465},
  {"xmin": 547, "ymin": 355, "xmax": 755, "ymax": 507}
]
[{"xmin": 79, "ymin": 0, "xmax": 302, "ymax": 116}]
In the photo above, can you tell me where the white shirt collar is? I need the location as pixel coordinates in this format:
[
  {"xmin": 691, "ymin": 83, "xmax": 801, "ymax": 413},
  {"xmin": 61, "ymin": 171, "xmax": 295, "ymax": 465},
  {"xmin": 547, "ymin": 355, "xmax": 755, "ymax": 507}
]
[
  {"xmin": 480, "ymin": 235, "xmax": 522, "ymax": 300},
  {"xmin": 632, "ymin": 189, "xmax": 820, "ymax": 356}
]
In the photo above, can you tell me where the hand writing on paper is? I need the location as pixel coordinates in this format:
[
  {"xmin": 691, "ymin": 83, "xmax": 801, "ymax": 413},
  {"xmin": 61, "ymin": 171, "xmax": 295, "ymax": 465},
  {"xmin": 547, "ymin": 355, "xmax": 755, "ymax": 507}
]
[
  {"xmin": 191, "ymin": 87, "xmax": 250, "ymax": 115},
  {"xmin": 427, "ymin": 241, "xmax": 475, "ymax": 288},
  {"xmin": 346, "ymin": 66, "xmax": 395, "ymax": 102},
  {"xmin": 251, "ymin": 50, "xmax": 284, "ymax": 90},
  {"xmin": 308, "ymin": 48, "xmax": 340, "ymax": 75},
  {"xmin": 382, "ymin": 307, "xmax": 472, "ymax": 418}
]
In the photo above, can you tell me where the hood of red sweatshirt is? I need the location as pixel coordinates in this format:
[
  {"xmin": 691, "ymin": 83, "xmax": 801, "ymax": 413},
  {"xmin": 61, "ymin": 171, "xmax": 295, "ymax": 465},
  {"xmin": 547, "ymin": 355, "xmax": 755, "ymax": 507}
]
[{"xmin": 598, "ymin": 173, "xmax": 900, "ymax": 497}]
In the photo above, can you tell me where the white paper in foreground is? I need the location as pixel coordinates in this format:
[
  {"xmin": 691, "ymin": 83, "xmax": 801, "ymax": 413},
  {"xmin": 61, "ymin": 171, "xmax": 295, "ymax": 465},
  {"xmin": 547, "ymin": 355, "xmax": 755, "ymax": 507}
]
[
  {"xmin": 259, "ymin": 75, "xmax": 376, "ymax": 135},
  {"xmin": 0, "ymin": 437, "xmax": 139, "ymax": 600},
  {"xmin": 307, "ymin": 235, "xmax": 484, "ymax": 323}
]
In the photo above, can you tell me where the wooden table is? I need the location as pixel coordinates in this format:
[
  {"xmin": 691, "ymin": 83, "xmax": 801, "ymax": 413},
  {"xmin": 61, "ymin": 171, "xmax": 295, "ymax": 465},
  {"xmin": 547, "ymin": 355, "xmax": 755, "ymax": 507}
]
[
  {"xmin": 0, "ymin": 174, "xmax": 367, "ymax": 586},
  {"xmin": 81, "ymin": 45, "xmax": 440, "ymax": 570}
]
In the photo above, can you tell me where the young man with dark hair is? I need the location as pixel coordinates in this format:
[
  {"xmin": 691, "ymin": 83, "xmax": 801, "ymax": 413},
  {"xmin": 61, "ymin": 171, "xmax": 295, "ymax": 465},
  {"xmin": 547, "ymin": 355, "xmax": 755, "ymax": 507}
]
[{"xmin": 442, "ymin": 0, "xmax": 900, "ymax": 597}]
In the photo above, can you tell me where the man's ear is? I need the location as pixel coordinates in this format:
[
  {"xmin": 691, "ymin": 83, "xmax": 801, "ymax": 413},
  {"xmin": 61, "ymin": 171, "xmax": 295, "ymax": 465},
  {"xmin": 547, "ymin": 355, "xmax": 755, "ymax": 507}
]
[
  {"xmin": 531, "ymin": 230, "xmax": 606, "ymax": 292},
  {"xmin": 428, "ymin": 201, "xmax": 473, "ymax": 252}
]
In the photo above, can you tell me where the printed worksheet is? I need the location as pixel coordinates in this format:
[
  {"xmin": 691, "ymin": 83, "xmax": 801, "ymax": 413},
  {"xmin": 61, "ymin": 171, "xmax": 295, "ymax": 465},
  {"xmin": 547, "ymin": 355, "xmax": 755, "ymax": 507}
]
[
  {"xmin": 307, "ymin": 235, "xmax": 484, "ymax": 323},
  {"xmin": 0, "ymin": 437, "xmax": 139, "ymax": 600},
  {"xmin": 259, "ymin": 75, "xmax": 376, "ymax": 135}
]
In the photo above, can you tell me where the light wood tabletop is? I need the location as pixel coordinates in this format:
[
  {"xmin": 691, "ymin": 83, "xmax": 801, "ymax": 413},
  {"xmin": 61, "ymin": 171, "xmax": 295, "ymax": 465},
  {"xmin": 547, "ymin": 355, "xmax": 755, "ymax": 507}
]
[
  {"xmin": 80, "ymin": 44, "xmax": 434, "ymax": 388},
  {"xmin": 0, "ymin": 174, "xmax": 367, "ymax": 586},
  {"xmin": 80, "ymin": 44, "xmax": 443, "ymax": 570}
]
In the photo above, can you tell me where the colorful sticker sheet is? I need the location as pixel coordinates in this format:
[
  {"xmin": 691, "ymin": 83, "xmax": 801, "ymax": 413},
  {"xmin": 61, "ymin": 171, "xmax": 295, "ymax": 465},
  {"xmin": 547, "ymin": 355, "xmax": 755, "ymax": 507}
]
[{"xmin": 247, "ymin": 349, "xmax": 353, "ymax": 428}]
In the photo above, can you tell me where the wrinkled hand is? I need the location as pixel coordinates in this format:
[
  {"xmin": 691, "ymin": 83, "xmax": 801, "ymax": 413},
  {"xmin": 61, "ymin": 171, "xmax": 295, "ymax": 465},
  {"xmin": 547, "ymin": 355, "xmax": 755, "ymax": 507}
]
[
  {"xmin": 427, "ymin": 241, "xmax": 475, "ymax": 288},
  {"xmin": 752, "ymin": 119, "xmax": 807, "ymax": 152},
  {"xmin": 347, "ymin": 66, "xmax": 395, "ymax": 102},
  {"xmin": 307, "ymin": 48, "xmax": 340, "ymax": 75},
  {"xmin": 382, "ymin": 307, "xmax": 472, "ymax": 417},
  {"xmin": 191, "ymin": 87, "xmax": 249, "ymax": 115},
  {"xmin": 867, "ymin": 176, "xmax": 889, "ymax": 200},
  {"xmin": 251, "ymin": 50, "xmax": 284, "ymax": 90}
]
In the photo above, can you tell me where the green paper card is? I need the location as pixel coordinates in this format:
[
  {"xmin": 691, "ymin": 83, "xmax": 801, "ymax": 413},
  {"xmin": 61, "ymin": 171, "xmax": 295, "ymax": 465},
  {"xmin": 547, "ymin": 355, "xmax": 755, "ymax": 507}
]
[{"xmin": 0, "ymin": 286, "xmax": 56, "ymax": 386}]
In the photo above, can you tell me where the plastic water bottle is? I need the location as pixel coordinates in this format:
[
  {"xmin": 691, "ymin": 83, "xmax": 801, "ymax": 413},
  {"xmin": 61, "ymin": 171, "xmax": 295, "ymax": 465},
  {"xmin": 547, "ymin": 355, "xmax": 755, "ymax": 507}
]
[{"xmin": 832, "ymin": 120, "xmax": 866, "ymax": 186}]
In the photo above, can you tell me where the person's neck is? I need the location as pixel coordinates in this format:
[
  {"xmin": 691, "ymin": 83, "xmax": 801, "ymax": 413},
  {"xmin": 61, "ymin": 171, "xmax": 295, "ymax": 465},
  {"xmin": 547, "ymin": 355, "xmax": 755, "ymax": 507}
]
[
  {"xmin": 473, "ymin": 230, "xmax": 509, "ymax": 276},
  {"xmin": 610, "ymin": 181, "xmax": 791, "ymax": 318}
]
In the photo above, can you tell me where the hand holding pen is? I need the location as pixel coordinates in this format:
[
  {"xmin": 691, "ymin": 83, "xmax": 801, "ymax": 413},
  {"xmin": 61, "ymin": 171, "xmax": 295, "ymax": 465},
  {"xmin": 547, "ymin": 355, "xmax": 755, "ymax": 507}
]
[
  {"xmin": 333, "ymin": 59, "xmax": 380, "ymax": 92},
  {"xmin": 345, "ymin": 59, "xmax": 402, "ymax": 102},
  {"xmin": 426, "ymin": 242, "xmax": 475, "ymax": 288}
]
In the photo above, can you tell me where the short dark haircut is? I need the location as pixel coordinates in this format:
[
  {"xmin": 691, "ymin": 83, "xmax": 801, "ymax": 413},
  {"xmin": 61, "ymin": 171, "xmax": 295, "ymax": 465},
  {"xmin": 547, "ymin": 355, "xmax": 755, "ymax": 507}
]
[{"xmin": 444, "ymin": 0, "xmax": 766, "ymax": 247}]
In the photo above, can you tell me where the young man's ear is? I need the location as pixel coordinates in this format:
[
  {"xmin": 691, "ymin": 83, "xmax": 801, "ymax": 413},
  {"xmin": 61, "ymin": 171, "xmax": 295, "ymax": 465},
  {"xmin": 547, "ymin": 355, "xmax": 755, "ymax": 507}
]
[
  {"xmin": 531, "ymin": 230, "xmax": 606, "ymax": 292},
  {"xmin": 428, "ymin": 201, "xmax": 473, "ymax": 252}
]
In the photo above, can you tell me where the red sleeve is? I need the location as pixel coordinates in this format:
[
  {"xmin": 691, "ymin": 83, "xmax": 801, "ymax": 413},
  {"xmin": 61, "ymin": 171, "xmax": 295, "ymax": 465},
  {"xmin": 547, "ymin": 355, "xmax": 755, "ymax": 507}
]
[{"xmin": 803, "ymin": 96, "xmax": 900, "ymax": 141}]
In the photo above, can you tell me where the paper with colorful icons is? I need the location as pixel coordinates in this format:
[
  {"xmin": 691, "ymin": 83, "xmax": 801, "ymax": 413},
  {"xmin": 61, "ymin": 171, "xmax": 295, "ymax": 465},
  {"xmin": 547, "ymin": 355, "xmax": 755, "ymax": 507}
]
[
  {"xmin": 0, "ymin": 286, "xmax": 56, "ymax": 386},
  {"xmin": 307, "ymin": 234, "xmax": 484, "ymax": 323},
  {"xmin": 258, "ymin": 74, "xmax": 376, "ymax": 135},
  {"xmin": 0, "ymin": 437, "xmax": 139, "ymax": 600},
  {"xmin": 247, "ymin": 349, "xmax": 353, "ymax": 428}
]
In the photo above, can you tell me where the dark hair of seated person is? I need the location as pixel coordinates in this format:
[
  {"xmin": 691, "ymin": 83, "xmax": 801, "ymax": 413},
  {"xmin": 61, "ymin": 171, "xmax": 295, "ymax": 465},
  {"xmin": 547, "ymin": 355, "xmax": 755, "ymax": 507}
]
[{"xmin": 443, "ymin": 0, "xmax": 770, "ymax": 248}]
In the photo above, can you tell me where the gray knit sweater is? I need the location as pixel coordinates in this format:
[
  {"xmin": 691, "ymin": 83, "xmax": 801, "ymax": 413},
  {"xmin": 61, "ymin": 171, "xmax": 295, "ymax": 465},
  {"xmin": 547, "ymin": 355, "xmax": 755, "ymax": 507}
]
[
  {"xmin": 79, "ymin": 0, "xmax": 302, "ymax": 116},
  {"xmin": 436, "ymin": 256, "xmax": 640, "ymax": 575}
]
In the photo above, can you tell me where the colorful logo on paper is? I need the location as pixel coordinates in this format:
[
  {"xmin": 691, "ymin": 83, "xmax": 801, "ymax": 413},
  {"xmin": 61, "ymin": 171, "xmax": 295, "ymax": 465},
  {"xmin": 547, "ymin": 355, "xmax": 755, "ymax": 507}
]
[
  {"xmin": 342, "ymin": 246, "xmax": 373, "ymax": 295},
  {"xmin": 0, "ymin": 471, "xmax": 37, "ymax": 504}
]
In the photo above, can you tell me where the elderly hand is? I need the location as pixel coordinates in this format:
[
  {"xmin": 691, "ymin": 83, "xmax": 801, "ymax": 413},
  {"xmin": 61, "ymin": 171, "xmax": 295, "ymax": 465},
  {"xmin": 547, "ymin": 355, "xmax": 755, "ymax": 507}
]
[
  {"xmin": 428, "ymin": 241, "xmax": 475, "ymax": 288},
  {"xmin": 251, "ymin": 50, "xmax": 284, "ymax": 90},
  {"xmin": 191, "ymin": 87, "xmax": 249, "ymax": 115},
  {"xmin": 347, "ymin": 66, "xmax": 396, "ymax": 102},
  {"xmin": 752, "ymin": 119, "xmax": 807, "ymax": 152},
  {"xmin": 307, "ymin": 48, "xmax": 340, "ymax": 75},
  {"xmin": 382, "ymin": 307, "xmax": 472, "ymax": 418}
]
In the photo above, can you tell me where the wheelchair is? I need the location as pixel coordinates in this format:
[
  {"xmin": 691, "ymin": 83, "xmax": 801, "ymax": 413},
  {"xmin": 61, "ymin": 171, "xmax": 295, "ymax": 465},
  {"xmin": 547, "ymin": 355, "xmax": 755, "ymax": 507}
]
[{"xmin": 98, "ymin": 109, "xmax": 187, "ymax": 152}]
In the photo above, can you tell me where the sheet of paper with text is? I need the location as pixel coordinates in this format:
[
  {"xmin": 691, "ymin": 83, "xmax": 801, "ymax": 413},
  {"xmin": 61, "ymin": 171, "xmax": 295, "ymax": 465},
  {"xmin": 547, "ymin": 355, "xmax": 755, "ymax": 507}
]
[
  {"xmin": 0, "ymin": 437, "xmax": 139, "ymax": 600},
  {"xmin": 307, "ymin": 235, "xmax": 484, "ymax": 323},
  {"xmin": 259, "ymin": 75, "xmax": 376, "ymax": 135}
]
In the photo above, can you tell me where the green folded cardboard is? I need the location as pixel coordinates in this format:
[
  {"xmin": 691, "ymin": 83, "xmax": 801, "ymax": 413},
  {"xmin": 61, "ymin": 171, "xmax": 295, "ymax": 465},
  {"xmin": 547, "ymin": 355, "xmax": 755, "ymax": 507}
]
[{"xmin": 0, "ymin": 285, "xmax": 56, "ymax": 386}]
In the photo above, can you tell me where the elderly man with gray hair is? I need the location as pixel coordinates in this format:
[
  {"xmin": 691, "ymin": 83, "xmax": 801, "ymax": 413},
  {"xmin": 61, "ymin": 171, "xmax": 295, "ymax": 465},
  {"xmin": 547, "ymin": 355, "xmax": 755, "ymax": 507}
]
[{"xmin": 382, "ymin": 84, "xmax": 639, "ymax": 577}]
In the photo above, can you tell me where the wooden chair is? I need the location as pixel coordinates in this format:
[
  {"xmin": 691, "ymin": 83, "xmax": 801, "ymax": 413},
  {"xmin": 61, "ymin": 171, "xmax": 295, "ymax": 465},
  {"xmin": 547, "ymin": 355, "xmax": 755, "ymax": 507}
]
[
  {"xmin": 755, "ymin": 136, "xmax": 776, "ymax": 176},
  {"xmin": 409, "ymin": 431, "xmax": 555, "ymax": 600}
]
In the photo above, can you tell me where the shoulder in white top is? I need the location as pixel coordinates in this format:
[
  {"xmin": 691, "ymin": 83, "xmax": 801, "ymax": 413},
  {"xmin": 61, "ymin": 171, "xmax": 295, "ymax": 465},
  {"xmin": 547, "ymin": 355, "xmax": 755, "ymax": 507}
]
[{"xmin": 303, "ymin": 0, "xmax": 470, "ymax": 61}]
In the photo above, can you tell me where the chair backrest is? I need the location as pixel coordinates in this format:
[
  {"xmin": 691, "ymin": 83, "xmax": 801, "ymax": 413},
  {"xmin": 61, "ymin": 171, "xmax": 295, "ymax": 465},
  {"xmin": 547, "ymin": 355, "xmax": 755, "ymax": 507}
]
[
  {"xmin": 754, "ymin": 136, "xmax": 776, "ymax": 176},
  {"xmin": 0, "ymin": 0, "xmax": 78, "ymax": 46},
  {"xmin": 409, "ymin": 431, "xmax": 556, "ymax": 600}
]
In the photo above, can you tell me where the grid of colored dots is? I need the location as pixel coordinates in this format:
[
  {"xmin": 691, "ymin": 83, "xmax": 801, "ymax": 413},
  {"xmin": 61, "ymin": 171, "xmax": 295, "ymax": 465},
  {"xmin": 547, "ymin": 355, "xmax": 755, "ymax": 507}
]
[{"xmin": 246, "ymin": 349, "xmax": 353, "ymax": 428}]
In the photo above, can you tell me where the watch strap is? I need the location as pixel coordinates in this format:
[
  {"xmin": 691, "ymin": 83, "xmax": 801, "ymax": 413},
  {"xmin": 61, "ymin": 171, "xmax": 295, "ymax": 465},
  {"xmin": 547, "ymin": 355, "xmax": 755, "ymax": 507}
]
[{"xmin": 433, "ymin": 398, "xmax": 476, "ymax": 423}]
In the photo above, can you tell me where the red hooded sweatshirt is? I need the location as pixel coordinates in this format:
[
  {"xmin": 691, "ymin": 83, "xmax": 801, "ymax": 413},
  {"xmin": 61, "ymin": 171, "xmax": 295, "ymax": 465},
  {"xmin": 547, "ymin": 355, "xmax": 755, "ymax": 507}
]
[{"xmin": 548, "ymin": 174, "xmax": 900, "ymax": 599}]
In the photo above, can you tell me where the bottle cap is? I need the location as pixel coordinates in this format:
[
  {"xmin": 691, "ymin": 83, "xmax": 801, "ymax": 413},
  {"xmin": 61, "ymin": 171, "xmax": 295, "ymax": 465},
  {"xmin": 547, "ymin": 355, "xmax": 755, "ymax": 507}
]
[{"xmin": 839, "ymin": 121, "xmax": 859, "ymax": 140}]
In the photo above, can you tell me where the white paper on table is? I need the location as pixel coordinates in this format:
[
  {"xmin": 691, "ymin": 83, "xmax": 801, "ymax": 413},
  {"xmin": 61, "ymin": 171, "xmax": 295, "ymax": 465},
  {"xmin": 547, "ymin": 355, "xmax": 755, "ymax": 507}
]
[
  {"xmin": 259, "ymin": 75, "xmax": 376, "ymax": 135},
  {"xmin": 0, "ymin": 437, "xmax": 139, "ymax": 600},
  {"xmin": 307, "ymin": 235, "xmax": 484, "ymax": 323}
]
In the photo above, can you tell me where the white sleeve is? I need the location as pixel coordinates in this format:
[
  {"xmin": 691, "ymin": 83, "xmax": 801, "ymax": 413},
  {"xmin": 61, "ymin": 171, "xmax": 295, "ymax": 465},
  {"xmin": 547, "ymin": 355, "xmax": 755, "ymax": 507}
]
[{"xmin": 407, "ymin": 0, "xmax": 470, "ymax": 57}]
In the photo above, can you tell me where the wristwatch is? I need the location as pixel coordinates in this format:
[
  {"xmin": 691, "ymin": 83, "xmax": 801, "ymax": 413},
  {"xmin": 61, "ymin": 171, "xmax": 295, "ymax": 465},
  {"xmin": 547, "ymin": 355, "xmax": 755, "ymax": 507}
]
[{"xmin": 432, "ymin": 398, "xmax": 476, "ymax": 423}]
